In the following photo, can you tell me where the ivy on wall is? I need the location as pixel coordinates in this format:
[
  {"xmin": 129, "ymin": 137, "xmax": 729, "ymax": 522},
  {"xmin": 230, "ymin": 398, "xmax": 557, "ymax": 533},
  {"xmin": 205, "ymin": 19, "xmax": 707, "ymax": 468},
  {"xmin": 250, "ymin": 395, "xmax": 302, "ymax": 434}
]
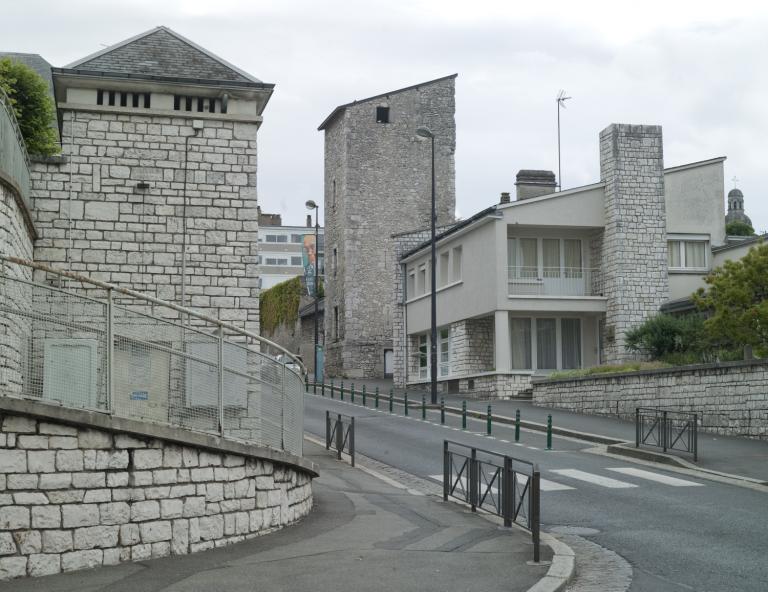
[{"xmin": 260, "ymin": 277, "xmax": 303, "ymax": 336}]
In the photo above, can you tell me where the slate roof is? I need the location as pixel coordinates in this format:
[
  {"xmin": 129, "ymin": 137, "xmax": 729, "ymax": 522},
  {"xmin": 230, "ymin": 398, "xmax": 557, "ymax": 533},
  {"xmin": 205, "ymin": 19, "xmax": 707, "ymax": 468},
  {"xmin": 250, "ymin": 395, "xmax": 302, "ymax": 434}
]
[
  {"xmin": 64, "ymin": 26, "xmax": 263, "ymax": 86},
  {"xmin": 0, "ymin": 52, "xmax": 54, "ymax": 98},
  {"xmin": 318, "ymin": 73, "xmax": 457, "ymax": 131}
]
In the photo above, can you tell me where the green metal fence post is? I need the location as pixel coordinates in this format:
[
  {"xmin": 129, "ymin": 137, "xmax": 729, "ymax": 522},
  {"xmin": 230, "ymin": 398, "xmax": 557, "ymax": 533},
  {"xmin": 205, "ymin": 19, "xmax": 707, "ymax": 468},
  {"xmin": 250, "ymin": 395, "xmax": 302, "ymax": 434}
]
[
  {"xmin": 321, "ymin": 381, "xmax": 325, "ymax": 397},
  {"xmin": 313, "ymin": 381, "xmax": 317, "ymax": 394},
  {"xmin": 351, "ymin": 383, "xmax": 355, "ymax": 404},
  {"xmin": 422, "ymin": 395, "xmax": 426, "ymax": 420},
  {"xmin": 515, "ymin": 409, "xmax": 520, "ymax": 442},
  {"xmin": 440, "ymin": 397, "xmax": 445, "ymax": 424},
  {"xmin": 487, "ymin": 404, "xmax": 492, "ymax": 435},
  {"xmin": 389, "ymin": 389, "xmax": 393, "ymax": 413},
  {"xmin": 547, "ymin": 415, "xmax": 553, "ymax": 450},
  {"xmin": 462, "ymin": 401, "xmax": 467, "ymax": 430},
  {"xmin": 340, "ymin": 381, "xmax": 344, "ymax": 401},
  {"xmin": 362, "ymin": 384, "xmax": 367, "ymax": 407},
  {"xmin": 375, "ymin": 386, "xmax": 380, "ymax": 409},
  {"xmin": 330, "ymin": 379, "xmax": 334, "ymax": 399},
  {"xmin": 404, "ymin": 393, "xmax": 409, "ymax": 416}
]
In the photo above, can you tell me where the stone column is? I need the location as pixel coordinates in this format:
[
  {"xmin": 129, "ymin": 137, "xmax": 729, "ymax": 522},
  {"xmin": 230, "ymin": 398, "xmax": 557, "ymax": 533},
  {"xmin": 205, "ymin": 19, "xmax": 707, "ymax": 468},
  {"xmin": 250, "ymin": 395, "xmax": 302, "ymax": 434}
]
[{"xmin": 599, "ymin": 124, "xmax": 669, "ymax": 363}]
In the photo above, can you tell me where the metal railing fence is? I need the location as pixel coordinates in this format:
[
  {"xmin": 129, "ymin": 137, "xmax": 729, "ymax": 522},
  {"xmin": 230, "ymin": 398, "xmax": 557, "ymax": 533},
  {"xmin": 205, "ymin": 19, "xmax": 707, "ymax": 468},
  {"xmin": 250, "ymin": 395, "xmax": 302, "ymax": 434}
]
[
  {"xmin": 508, "ymin": 266, "xmax": 598, "ymax": 297},
  {"xmin": 0, "ymin": 88, "xmax": 31, "ymax": 208},
  {"xmin": 636, "ymin": 407, "xmax": 698, "ymax": 461},
  {"xmin": 443, "ymin": 440, "xmax": 540, "ymax": 561},
  {"xmin": 325, "ymin": 411, "xmax": 355, "ymax": 466},
  {"xmin": 0, "ymin": 255, "xmax": 306, "ymax": 457}
]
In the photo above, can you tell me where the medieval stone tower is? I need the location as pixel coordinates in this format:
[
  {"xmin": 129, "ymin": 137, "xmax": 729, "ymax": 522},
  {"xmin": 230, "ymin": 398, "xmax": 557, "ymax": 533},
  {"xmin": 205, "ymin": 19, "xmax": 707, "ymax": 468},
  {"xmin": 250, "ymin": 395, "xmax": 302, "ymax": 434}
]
[
  {"xmin": 30, "ymin": 26, "xmax": 272, "ymax": 335},
  {"xmin": 318, "ymin": 75, "xmax": 457, "ymax": 378}
]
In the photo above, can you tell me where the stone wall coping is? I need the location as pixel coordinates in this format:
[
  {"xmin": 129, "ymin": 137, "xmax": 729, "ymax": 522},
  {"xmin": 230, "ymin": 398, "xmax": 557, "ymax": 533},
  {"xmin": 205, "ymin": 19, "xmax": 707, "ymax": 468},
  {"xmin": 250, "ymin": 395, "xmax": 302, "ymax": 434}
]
[
  {"xmin": 407, "ymin": 369, "xmax": 534, "ymax": 386},
  {"xmin": 0, "ymin": 394, "xmax": 318, "ymax": 478},
  {"xmin": 532, "ymin": 358, "xmax": 768, "ymax": 385}
]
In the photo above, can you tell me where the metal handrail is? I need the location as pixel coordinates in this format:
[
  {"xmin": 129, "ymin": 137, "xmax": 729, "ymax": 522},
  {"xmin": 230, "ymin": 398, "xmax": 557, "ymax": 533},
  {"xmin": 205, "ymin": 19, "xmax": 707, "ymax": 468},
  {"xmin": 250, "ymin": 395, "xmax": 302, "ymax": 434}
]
[
  {"xmin": 0, "ymin": 87, "xmax": 32, "ymax": 206},
  {"xmin": 0, "ymin": 254, "xmax": 306, "ymax": 373}
]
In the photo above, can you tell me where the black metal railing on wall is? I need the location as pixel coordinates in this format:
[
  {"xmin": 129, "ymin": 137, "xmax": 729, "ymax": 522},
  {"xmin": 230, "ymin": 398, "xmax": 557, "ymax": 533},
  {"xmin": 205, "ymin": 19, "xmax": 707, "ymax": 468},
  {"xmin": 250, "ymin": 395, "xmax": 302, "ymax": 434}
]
[
  {"xmin": 443, "ymin": 440, "xmax": 541, "ymax": 561},
  {"xmin": 326, "ymin": 411, "xmax": 355, "ymax": 466},
  {"xmin": 636, "ymin": 407, "xmax": 698, "ymax": 462}
]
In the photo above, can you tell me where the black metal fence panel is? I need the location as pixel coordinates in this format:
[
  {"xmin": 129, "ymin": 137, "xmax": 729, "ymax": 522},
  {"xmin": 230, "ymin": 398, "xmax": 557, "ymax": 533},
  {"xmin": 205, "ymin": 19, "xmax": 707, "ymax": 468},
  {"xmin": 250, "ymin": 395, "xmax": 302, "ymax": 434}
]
[{"xmin": 636, "ymin": 407, "xmax": 698, "ymax": 461}]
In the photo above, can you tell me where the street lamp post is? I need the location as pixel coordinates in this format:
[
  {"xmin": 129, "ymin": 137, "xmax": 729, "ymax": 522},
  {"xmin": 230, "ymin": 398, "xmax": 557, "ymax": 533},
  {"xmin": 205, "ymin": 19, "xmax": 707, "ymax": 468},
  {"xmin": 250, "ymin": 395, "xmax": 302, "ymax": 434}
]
[
  {"xmin": 416, "ymin": 127, "xmax": 438, "ymax": 405},
  {"xmin": 306, "ymin": 200, "xmax": 320, "ymax": 384}
]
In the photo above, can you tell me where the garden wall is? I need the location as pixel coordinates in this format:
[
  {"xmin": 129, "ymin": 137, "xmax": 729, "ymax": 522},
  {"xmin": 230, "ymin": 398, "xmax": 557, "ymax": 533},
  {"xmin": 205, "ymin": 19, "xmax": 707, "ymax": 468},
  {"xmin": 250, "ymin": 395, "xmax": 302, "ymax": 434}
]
[
  {"xmin": 0, "ymin": 396, "xmax": 316, "ymax": 580},
  {"xmin": 532, "ymin": 359, "xmax": 768, "ymax": 439}
]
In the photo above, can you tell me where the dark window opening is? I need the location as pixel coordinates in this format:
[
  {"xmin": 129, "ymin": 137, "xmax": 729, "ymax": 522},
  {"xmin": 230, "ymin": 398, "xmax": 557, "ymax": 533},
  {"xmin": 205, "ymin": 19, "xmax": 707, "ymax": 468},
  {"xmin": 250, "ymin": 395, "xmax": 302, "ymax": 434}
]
[
  {"xmin": 208, "ymin": 98, "xmax": 216, "ymax": 113},
  {"xmin": 119, "ymin": 92, "xmax": 127, "ymax": 107},
  {"xmin": 96, "ymin": 89, "xmax": 104, "ymax": 105},
  {"xmin": 143, "ymin": 93, "xmax": 151, "ymax": 108},
  {"xmin": 173, "ymin": 95, "xmax": 181, "ymax": 110},
  {"xmin": 132, "ymin": 93, "xmax": 140, "ymax": 108},
  {"xmin": 376, "ymin": 106, "xmax": 389, "ymax": 123},
  {"xmin": 197, "ymin": 97, "xmax": 204, "ymax": 112},
  {"xmin": 108, "ymin": 91, "xmax": 116, "ymax": 106},
  {"xmin": 185, "ymin": 97, "xmax": 193, "ymax": 111}
]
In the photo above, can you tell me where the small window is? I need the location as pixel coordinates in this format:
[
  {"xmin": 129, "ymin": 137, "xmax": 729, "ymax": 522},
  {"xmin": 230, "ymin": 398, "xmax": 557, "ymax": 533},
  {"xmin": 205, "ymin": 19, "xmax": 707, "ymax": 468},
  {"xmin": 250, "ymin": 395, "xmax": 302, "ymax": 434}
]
[
  {"xmin": 291, "ymin": 256, "xmax": 302, "ymax": 266},
  {"xmin": 407, "ymin": 271, "xmax": 416, "ymax": 300},
  {"xmin": 332, "ymin": 179, "xmax": 337, "ymax": 208},
  {"xmin": 417, "ymin": 264, "xmax": 427, "ymax": 295},
  {"xmin": 668, "ymin": 239, "xmax": 708, "ymax": 270},
  {"xmin": 452, "ymin": 247, "xmax": 463, "ymax": 282},
  {"xmin": 418, "ymin": 335, "xmax": 428, "ymax": 379},
  {"xmin": 208, "ymin": 98, "xmax": 216, "ymax": 114},
  {"xmin": 197, "ymin": 97, "xmax": 205, "ymax": 113},
  {"xmin": 132, "ymin": 93, "xmax": 140, "ymax": 108},
  {"xmin": 376, "ymin": 106, "xmax": 390, "ymax": 124},
  {"xmin": 185, "ymin": 96, "xmax": 193, "ymax": 111},
  {"xmin": 143, "ymin": 93, "xmax": 151, "ymax": 108},
  {"xmin": 333, "ymin": 248, "xmax": 338, "ymax": 277},
  {"xmin": 97, "ymin": 89, "xmax": 104, "ymax": 105},
  {"xmin": 174, "ymin": 95, "xmax": 181, "ymax": 110},
  {"xmin": 266, "ymin": 235, "xmax": 277, "ymax": 243},
  {"xmin": 334, "ymin": 306, "xmax": 339, "ymax": 340},
  {"xmin": 439, "ymin": 252, "xmax": 450, "ymax": 287},
  {"xmin": 120, "ymin": 92, "xmax": 127, "ymax": 107},
  {"xmin": 108, "ymin": 91, "xmax": 116, "ymax": 106},
  {"xmin": 439, "ymin": 328, "xmax": 451, "ymax": 377},
  {"xmin": 291, "ymin": 234, "xmax": 304, "ymax": 243}
]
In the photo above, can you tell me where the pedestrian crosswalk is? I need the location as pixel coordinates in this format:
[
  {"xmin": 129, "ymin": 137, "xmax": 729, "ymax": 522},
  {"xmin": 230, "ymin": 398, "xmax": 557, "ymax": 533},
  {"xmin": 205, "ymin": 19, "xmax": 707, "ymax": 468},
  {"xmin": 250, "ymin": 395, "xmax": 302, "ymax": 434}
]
[{"xmin": 429, "ymin": 466, "xmax": 703, "ymax": 493}]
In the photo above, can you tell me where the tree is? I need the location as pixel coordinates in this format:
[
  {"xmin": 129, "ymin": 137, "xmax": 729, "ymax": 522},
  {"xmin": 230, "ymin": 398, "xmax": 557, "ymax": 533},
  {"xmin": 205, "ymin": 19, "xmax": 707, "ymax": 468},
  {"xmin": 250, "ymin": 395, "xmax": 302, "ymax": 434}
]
[
  {"xmin": 726, "ymin": 220, "xmax": 755, "ymax": 237},
  {"xmin": 0, "ymin": 58, "xmax": 59, "ymax": 156},
  {"xmin": 693, "ymin": 242, "xmax": 768, "ymax": 356}
]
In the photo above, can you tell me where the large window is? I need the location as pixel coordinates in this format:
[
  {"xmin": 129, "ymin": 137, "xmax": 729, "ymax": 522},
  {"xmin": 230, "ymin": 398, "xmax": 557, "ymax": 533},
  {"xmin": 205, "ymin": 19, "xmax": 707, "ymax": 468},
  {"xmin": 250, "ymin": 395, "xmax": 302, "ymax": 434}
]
[
  {"xmin": 509, "ymin": 317, "xmax": 582, "ymax": 371},
  {"xmin": 668, "ymin": 239, "xmax": 708, "ymax": 271},
  {"xmin": 508, "ymin": 237, "xmax": 583, "ymax": 278},
  {"xmin": 439, "ymin": 328, "xmax": 451, "ymax": 377},
  {"xmin": 418, "ymin": 335, "xmax": 428, "ymax": 379},
  {"xmin": 265, "ymin": 234, "xmax": 288, "ymax": 243}
]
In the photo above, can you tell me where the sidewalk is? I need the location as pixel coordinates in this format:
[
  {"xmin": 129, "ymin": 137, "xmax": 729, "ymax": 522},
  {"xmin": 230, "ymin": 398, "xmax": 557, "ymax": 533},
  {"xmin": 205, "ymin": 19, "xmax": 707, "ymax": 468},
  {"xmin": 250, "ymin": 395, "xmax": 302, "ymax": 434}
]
[
  {"xmin": 1, "ymin": 441, "xmax": 553, "ymax": 592},
  {"xmin": 332, "ymin": 378, "xmax": 768, "ymax": 483}
]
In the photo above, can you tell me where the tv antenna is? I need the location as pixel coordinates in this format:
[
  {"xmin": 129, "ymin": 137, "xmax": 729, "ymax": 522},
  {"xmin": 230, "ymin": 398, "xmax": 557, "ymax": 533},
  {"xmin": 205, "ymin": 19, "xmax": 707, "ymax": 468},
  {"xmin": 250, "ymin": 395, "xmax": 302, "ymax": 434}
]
[{"xmin": 556, "ymin": 90, "xmax": 572, "ymax": 191}]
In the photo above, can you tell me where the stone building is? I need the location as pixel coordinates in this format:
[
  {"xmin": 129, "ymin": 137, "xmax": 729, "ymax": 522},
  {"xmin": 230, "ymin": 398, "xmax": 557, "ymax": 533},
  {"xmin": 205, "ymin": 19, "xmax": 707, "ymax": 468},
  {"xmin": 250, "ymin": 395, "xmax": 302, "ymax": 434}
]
[
  {"xmin": 395, "ymin": 123, "xmax": 731, "ymax": 397},
  {"xmin": 318, "ymin": 75, "xmax": 457, "ymax": 379},
  {"xmin": 29, "ymin": 26, "xmax": 273, "ymax": 333}
]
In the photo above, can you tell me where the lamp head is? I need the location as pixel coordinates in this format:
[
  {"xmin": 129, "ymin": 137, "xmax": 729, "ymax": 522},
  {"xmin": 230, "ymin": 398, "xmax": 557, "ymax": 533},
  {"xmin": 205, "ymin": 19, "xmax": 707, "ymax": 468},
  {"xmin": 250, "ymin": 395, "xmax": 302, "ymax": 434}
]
[
  {"xmin": 305, "ymin": 200, "xmax": 317, "ymax": 210},
  {"xmin": 416, "ymin": 127, "xmax": 434, "ymax": 139}
]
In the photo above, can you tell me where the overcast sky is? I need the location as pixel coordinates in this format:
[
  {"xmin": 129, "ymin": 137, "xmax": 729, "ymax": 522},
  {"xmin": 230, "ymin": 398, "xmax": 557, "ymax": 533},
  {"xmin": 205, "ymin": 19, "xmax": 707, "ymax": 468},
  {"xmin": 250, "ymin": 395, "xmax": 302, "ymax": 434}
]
[{"xmin": 5, "ymin": 0, "xmax": 767, "ymax": 231}]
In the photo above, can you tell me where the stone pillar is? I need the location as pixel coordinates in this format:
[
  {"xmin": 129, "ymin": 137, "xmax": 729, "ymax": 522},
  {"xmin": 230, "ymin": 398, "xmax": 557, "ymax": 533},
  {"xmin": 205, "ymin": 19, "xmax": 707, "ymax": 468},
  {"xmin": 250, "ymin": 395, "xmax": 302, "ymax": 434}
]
[
  {"xmin": 494, "ymin": 311, "xmax": 510, "ymax": 372},
  {"xmin": 599, "ymin": 124, "xmax": 669, "ymax": 363}
]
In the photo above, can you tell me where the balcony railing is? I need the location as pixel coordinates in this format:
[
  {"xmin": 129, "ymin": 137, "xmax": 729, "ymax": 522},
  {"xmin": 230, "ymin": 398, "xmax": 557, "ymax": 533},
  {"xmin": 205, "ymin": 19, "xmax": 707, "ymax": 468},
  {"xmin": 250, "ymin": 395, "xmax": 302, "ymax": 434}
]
[
  {"xmin": 508, "ymin": 266, "xmax": 598, "ymax": 297},
  {"xmin": 0, "ymin": 88, "xmax": 31, "ymax": 208}
]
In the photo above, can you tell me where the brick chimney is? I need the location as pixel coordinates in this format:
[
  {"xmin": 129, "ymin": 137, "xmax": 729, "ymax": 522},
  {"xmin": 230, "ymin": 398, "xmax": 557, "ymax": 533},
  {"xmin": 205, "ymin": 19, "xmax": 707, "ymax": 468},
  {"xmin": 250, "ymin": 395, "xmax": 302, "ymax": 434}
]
[
  {"xmin": 306, "ymin": 215, "xmax": 312, "ymax": 228},
  {"xmin": 515, "ymin": 170, "xmax": 557, "ymax": 200},
  {"xmin": 500, "ymin": 192, "xmax": 511, "ymax": 204}
]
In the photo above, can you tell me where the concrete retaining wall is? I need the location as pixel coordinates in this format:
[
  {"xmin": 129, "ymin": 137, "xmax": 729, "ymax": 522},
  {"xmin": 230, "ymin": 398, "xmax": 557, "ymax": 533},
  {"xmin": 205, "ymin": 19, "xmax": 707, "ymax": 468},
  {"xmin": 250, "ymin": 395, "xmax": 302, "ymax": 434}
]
[
  {"xmin": 0, "ymin": 397, "xmax": 315, "ymax": 580},
  {"xmin": 532, "ymin": 360, "xmax": 768, "ymax": 439}
]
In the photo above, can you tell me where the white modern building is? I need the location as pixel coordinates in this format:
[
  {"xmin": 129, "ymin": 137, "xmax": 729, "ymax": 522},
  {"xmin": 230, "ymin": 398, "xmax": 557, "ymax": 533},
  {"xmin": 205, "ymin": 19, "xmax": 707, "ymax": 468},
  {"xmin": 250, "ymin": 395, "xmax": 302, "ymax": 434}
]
[
  {"xmin": 393, "ymin": 123, "xmax": 736, "ymax": 397},
  {"xmin": 257, "ymin": 213, "xmax": 324, "ymax": 290}
]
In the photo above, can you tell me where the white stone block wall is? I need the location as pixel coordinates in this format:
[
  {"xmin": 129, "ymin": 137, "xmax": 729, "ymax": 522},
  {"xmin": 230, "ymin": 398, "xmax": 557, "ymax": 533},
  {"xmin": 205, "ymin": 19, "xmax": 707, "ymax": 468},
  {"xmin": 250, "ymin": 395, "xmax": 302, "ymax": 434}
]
[
  {"xmin": 30, "ymin": 110, "xmax": 260, "ymax": 335},
  {"xmin": 532, "ymin": 360, "xmax": 768, "ymax": 439},
  {"xmin": 0, "ymin": 412, "xmax": 313, "ymax": 580}
]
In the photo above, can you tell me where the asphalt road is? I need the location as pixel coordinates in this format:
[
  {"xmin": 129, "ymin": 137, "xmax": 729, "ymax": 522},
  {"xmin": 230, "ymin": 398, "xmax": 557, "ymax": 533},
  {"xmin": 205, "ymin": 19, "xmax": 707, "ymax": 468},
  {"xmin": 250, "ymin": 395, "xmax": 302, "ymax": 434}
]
[{"xmin": 305, "ymin": 393, "xmax": 768, "ymax": 592}]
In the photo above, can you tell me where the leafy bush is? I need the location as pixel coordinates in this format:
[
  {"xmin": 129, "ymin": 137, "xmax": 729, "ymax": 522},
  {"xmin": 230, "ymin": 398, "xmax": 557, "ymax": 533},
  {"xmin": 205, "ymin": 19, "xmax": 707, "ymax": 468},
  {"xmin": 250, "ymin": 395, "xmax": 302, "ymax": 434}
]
[
  {"xmin": 0, "ymin": 57, "xmax": 59, "ymax": 156},
  {"xmin": 725, "ymin": 220, "xmax": 755, "ymax": 237},
  {"xmin": 260, "ymin": 277, "xmax": 303, "ymax": 336},
  {"xmin": 625, "ymin": 314, "xmax": 707, "ymax": 360}
]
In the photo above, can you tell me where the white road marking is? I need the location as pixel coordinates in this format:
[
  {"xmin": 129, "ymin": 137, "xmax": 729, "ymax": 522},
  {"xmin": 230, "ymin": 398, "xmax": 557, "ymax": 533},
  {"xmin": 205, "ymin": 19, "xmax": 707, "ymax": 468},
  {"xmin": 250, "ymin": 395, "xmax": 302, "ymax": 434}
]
[
  {"xmin": 607, "ymin": 467, "xmax": 704, "ymax": 487},
  {"xmin": 551, "ymin": 469, "xmax": 638, "ymax": 489},
  {"xmin": 500, "ymin": 439, "xmax": 510, "ymax": 443},
  {"xmin": 432, "ymin": 474, "xmax": 573, "ymax": 493}
]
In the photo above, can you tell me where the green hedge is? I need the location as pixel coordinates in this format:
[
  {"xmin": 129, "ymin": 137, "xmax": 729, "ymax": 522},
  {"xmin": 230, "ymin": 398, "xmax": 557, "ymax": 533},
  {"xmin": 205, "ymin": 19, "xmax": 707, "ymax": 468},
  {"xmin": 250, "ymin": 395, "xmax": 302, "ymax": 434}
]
[{"xmin": 260, "ymin": 277, "xmax": 303, "ymax": 336}]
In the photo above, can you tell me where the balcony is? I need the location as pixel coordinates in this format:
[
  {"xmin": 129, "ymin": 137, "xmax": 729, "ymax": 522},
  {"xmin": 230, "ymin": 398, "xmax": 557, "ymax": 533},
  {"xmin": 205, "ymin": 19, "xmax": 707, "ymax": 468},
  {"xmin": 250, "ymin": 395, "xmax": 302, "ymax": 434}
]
[{"xmin": 508, "ymin": 266, "xmax": 598, "ymax": 297}]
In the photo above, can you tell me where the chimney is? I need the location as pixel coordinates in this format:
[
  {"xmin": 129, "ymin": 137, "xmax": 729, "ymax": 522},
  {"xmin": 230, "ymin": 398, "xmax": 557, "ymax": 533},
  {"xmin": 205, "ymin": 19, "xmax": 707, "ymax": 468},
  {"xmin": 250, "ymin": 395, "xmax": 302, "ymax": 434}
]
[
  {"xmin": 515, "ymin": 170, "xmax": 557, "ymax": 201},
  {"xmin": 306, "ymin": 215, "xmax": 312, "ymax": 228},
  {"xmin": 500, "ymin": 192, "xmax": 511, "ymax": 204}
]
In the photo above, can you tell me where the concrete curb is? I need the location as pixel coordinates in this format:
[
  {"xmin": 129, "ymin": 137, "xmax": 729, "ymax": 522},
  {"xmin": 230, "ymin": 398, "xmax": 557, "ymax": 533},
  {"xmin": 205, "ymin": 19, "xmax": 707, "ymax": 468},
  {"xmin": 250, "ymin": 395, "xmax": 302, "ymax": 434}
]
[
  {"xmin": 527, "ymin": 533, "xmax": 576, "ymax": 592},
  {"xmin": 303, "ymin": 432, "xmax": 577, "ymax": 592}
]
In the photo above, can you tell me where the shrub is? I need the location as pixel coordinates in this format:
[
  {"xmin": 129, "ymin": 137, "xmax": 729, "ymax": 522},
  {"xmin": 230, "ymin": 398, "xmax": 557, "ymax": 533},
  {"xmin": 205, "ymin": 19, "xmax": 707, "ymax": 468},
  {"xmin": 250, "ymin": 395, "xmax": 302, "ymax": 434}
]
[
  {"xmin": 625, "ymin": 314, "xmax": 707, "ymax": 360},
  {"xmin": 725, "ymin": 220, "xmax": 755, "ymax": 237},
  {"xmin": 259, "ymin": 277, "xmax": 303, "ymax": 336},
  {"xmin": 0, "ymin": 57, "xmax": 59, "ymax": 156}
]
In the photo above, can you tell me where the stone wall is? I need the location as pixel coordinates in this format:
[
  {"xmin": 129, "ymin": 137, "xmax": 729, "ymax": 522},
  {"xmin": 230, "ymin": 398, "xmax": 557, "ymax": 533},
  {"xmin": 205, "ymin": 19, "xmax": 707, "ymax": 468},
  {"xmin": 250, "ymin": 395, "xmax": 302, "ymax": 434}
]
[
  {"xmin": 0, "ymin": 400, "xmax": 315, "ymax": 580},
  {"xmin": 324, "ymin": 76, "xmax": 456, "ymax": 379},
  {"xmin": 532, "ymin": 360, "xmax": 768, "ymax": 439},
  {"xmin": 30, "ymin": 110, "xmax": 260, "ymax": 333},
  {"xmin": 599, "ymin": 124, "xmax": 669, "ymax": 363}
]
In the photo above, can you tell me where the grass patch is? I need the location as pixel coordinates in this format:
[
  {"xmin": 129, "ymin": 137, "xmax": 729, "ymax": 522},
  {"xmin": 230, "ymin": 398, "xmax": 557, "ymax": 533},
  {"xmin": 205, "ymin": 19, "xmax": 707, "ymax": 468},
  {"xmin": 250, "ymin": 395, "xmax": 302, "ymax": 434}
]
[{"xmin": 548, "ymin": 361, "xmax": 671, "ymax": 380}]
